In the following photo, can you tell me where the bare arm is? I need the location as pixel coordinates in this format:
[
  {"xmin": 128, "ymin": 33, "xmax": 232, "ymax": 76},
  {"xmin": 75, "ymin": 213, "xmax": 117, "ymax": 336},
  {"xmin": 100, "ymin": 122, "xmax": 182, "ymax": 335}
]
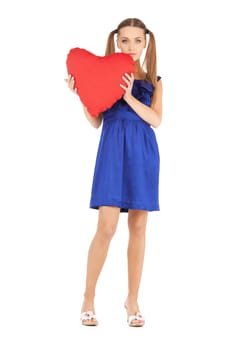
[
  {"xmin": 121, "ymin": 74, "xmax": 163, "ymax": 128},
  {"xmin": 82, "ymin": 106, "xmax": 103, "ymax": 129}
]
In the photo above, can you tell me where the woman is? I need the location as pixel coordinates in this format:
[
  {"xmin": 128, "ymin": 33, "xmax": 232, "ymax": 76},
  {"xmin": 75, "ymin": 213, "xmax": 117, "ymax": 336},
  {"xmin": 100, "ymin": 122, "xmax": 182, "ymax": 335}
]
[{"xmin": 66, "ymin": 17, "xmax": 163, "ymax": 327}]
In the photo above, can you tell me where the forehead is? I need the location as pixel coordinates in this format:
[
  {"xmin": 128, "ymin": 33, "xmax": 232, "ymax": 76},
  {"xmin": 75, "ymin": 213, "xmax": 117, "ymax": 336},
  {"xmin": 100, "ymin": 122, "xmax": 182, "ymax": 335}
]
[{"xmin": 118, "ymin": 26, "xmax": 145, "ymax": 38}]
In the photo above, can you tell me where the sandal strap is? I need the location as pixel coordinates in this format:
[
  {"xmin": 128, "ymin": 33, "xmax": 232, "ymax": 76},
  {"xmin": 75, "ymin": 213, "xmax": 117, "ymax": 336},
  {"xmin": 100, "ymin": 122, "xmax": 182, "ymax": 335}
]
[
  {"xmin": 128, "ymin": 312, "xmax": 144, "ymax": 324},
  {"xmin": 80, "ymin": 310, "xmax": 97, "ymax": 321}
]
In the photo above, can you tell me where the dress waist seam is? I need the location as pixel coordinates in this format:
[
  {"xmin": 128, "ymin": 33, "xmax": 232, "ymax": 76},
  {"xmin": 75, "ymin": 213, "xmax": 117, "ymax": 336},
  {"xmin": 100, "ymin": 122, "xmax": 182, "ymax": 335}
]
[{"xmin": 103, "ymin": 118, "xmax": 150, "ymax": 127}]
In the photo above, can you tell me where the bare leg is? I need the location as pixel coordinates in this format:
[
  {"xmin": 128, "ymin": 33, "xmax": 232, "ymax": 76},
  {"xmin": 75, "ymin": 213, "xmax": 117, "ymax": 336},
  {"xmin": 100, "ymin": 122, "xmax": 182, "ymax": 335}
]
[
  {"xmin": 81, "ymin": 206, "xmax": 120, "ymax": 323},
  {"xmin": 125, "ymin": 210, "xmax": 148, "ymax": 326}
]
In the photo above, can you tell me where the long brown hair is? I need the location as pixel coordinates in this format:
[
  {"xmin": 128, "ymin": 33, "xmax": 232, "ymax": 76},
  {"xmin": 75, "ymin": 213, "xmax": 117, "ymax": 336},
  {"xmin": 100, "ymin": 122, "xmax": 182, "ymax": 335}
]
[{"xmin": 105, "ymin": 18, "xmax": 158, "ymax": 97}]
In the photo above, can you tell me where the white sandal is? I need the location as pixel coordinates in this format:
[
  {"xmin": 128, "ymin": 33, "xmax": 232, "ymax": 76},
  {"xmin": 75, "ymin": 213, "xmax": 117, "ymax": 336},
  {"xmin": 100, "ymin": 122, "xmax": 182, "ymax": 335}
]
[
  {"xmin": 127, "ymin": 312, "xmax": 145, "ymax": 327},
  {"xmin": 80, "ymin": 310, "xmax": 98, "ymax": 326},
  {"xmin": 124, "ymin": 303, "xmax": 145, "ymax": 327}
]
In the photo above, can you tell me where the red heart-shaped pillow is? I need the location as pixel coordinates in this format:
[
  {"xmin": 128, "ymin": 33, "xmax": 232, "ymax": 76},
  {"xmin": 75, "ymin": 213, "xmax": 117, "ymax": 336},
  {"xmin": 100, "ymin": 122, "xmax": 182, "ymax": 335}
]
[{"xmin": 66, "ymin": 48, "xmax": 135, "ymax": 117}]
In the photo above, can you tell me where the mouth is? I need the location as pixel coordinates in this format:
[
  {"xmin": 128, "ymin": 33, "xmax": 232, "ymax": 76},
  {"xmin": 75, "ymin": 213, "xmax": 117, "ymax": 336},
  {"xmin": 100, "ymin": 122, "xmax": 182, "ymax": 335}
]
[{"xmin": 128, "ymin": 53, "xmax": 137, "ymax": 59}]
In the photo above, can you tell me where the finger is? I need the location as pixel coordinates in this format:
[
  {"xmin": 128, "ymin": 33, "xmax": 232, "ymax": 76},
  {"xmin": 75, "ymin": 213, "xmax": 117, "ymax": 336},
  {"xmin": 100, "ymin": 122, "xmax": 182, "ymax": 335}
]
[
  {"xmin": 124, "ymin": 73, "xmax": 131, "ymax": 80},
  {"xmin": 68, "ymin": 79, "xmax": 75, "ymax": 90},
  {"xmin": 71, "ymin": 76, "xmax": 75, "ymax": 87},
  {"xmin": 122, "ymin": 75, "xmax": 129, "ymax": 83},
  {"xmin": 67, "ymin": 74, "xmax": 74, "ymax": 83},
  {"xmin": 120, "ymin": 83, "xmax": 126, "ymax": 90}
]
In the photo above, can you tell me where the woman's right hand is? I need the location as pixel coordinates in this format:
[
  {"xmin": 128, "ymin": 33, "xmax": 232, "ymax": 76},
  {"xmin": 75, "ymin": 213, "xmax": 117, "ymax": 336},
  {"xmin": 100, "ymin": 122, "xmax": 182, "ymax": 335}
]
[{"xmin": 64, "ymin": 74, "xmax": 77, "ymax": 94}]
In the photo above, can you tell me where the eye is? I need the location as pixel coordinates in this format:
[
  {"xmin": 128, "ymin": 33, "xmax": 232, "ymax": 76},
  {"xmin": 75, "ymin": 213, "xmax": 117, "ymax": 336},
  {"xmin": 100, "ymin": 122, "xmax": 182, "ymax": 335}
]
[
  {"xmin": 136, "ymin": 39, "xmax": 142, "ymax": 43},
  {"xmin": 121, "ymin": 39, "xmax": 128, "ymax": 44}
]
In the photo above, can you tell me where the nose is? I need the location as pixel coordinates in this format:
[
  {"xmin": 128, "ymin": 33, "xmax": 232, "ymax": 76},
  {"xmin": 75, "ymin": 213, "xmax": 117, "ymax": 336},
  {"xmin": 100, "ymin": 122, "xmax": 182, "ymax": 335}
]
[{"xmin": 128, "ymin": 42, "xmax": 134, "ymax": 52}]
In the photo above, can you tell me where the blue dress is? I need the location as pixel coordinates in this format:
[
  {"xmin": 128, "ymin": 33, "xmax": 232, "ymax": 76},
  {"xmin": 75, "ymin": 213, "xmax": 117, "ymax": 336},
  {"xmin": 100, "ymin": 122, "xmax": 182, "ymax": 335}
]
[{"xmin": 90, "ymin": 78, "xmax": 161, "ymax": 212}]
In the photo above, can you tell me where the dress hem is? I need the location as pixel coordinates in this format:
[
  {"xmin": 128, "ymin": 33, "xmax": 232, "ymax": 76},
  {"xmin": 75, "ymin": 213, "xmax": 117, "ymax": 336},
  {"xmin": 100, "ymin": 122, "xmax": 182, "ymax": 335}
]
[{"xmin": 90, "ymin": 200, "xmax": 160, "ymax": 213}]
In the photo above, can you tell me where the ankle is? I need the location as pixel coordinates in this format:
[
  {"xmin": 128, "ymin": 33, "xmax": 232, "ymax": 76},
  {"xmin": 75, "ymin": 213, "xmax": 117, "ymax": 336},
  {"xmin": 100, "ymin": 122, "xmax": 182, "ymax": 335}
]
[
  {"xmin": 126, "ymin": 294, "xmax": 138, "ymax": 303},
  {"xmin": 82, "ymin": 295, "xmax": 96, "ymax": 312},
  {"xmin": 125, "ymin": 295, "xmax": 140, "ymax": 313}
]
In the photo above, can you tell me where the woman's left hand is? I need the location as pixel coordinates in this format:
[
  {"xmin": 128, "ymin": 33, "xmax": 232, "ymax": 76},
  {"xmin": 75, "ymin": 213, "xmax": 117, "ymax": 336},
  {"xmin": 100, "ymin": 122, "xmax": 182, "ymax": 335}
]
[{"xmin": 120, "ymin": 73, "xmax": 134, "ymax": 100}]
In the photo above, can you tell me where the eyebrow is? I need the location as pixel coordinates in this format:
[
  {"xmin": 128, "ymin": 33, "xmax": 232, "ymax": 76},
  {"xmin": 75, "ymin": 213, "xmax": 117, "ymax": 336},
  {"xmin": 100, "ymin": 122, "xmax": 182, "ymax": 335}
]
[{"xmin": 119, "ymin": 36, "xmax": 143, "ymax": 39}]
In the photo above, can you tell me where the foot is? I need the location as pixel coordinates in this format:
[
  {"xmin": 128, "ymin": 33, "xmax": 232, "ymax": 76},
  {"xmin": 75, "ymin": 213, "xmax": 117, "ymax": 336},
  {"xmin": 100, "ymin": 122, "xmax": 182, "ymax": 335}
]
[
  {"xmin": 124, "ymin": 298, "xmax": 145, "ymax": 327},
  {"xmin": 80, "ymin": 299, "xmax": 98, "ymax": 326},
  {"xmin": 80, "ymin": 310, "xmax": 98, "ymax": 326}
]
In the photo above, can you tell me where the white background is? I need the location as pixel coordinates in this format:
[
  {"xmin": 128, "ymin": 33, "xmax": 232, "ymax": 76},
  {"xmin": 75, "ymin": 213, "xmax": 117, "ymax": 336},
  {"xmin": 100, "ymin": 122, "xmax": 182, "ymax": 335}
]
[{"xmin": 0, "ymin": 0, "xmax": 233, "ymax": 349}]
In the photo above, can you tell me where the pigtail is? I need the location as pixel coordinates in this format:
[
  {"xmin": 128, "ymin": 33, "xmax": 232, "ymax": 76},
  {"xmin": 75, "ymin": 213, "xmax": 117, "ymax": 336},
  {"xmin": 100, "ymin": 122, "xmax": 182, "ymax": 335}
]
[
  {"xmin": 143, "ymin": 31, "xmax": 157, "ymax": 87},
  {"xmin": 105, "ymin": 30, "xmax": 117, "ymax": 55},
  {"xmin": 143, "ymin": 31, "xmax": 158, "ymax": 101}
]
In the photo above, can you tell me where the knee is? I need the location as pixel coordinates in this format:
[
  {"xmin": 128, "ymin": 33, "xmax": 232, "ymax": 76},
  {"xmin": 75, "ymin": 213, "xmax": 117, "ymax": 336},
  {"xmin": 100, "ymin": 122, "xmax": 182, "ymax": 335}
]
[
  {"xmin": 97, "ymin": 224, "xmax": 117, "ymax": 242},
  {"xmin": 128, "ymin": 221, "xmax": 146, "ymax": 238}
]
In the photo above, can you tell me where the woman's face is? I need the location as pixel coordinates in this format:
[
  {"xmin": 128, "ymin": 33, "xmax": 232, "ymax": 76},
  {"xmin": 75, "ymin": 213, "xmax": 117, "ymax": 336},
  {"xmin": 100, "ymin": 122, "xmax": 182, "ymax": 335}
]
[{"xmin": 117, "ymin": 26, "xmax": 146, "ymax": 61}]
